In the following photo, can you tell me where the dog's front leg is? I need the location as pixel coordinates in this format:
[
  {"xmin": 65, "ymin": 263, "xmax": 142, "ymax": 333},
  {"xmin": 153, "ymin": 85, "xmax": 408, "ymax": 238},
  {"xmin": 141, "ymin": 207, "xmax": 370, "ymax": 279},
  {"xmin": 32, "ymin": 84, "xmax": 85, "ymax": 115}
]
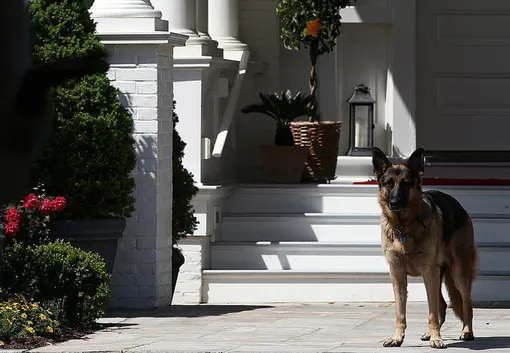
[
  {"xmin": 383, "ymin": 268, "xmax": 408, "ymax": 347},
  {"xmin": 423, "ymin": 267, "xmax": 446, "ymax": 349}
]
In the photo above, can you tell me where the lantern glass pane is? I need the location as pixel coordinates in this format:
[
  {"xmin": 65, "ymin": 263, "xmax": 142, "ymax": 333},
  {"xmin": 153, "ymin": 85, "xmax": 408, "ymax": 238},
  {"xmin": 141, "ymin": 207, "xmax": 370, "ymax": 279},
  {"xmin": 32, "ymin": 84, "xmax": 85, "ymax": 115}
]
[{"xmin": 354, "ymin": 105, "xmax": 370, "ymax": 148}]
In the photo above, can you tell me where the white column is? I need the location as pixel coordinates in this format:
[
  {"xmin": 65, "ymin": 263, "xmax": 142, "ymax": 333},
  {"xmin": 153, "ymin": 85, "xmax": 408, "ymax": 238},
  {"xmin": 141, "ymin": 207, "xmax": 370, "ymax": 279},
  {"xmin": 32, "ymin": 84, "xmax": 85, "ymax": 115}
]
[
  {"xmin": 166, "ymin": 0, "xmax": 202, "ymax": 41},
  {"xmin": 196, "ymin": 0, "xmax": 211, "ymax": 40},
  {"xmin": 208, "ymin": 0, "xmax": 247, "ymax": 60},
  {"xmin": 152, "ymin": 0, "xmax": 220, "ymax": 57},
  {"xmin": 89, "ymin": 0, "xmax": 167, "ymax": 33}
]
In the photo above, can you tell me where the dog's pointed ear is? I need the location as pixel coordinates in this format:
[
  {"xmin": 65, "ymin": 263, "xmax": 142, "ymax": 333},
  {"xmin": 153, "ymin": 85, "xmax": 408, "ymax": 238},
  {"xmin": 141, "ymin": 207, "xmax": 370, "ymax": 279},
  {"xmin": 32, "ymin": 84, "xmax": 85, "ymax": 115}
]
[
  {"xmin": 405, "ymin": 147, "xmax": 425, "ymax": 177},
  {"xmin": 372, "ymin": 147, "xmax": 391, "ymax": 178}
]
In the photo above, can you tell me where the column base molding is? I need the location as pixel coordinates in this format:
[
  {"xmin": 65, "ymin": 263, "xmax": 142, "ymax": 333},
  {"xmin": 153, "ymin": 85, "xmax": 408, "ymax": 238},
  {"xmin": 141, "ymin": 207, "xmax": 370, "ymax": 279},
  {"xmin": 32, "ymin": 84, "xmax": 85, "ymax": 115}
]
[{"xmin": 91, "ymin": 17, "xmax": 168, "ymax": 33}]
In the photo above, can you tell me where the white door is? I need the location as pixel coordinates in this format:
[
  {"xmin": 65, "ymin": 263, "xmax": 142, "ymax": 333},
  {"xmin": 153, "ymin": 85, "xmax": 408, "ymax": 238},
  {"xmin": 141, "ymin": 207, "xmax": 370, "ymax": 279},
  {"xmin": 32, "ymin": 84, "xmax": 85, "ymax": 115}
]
[{"xmin": 417, "ymin": 0, "xmax": 510, "ymax": 150}]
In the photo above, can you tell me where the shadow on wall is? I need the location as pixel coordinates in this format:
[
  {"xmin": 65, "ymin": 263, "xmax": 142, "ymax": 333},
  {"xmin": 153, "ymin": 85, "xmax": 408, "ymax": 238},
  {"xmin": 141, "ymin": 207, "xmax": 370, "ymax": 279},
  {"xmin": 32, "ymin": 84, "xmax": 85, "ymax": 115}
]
[
  {"xmin": 111, "ymin": 92, "xmax": 165, "ymax": 307},
  {"xmin": 354, "ymin": 4, "xmax": 415, "ymax": 157}
]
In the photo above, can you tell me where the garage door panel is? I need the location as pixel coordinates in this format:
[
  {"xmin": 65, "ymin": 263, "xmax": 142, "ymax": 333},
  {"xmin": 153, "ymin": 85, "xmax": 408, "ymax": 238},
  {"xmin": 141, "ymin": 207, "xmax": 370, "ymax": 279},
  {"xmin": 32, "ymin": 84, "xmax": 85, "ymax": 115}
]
[{"xmin": 435, "ymin": 76, "xmax": 510, "ymax": 115}]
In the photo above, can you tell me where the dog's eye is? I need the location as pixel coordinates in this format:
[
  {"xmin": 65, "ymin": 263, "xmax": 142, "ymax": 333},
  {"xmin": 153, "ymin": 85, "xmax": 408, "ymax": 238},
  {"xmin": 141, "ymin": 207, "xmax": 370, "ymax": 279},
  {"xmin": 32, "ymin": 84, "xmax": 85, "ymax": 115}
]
[{"xmin": 385, "ymin": 180, "xmax": 394, "ymax": 188}]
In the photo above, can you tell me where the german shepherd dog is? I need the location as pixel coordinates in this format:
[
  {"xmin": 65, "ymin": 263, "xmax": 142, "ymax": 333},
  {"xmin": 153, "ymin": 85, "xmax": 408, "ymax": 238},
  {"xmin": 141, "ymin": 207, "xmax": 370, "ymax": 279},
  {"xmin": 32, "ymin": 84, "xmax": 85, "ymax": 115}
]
[{"xmin": 372, "ymin": 147, "xmax": 479, "ymax": 349}]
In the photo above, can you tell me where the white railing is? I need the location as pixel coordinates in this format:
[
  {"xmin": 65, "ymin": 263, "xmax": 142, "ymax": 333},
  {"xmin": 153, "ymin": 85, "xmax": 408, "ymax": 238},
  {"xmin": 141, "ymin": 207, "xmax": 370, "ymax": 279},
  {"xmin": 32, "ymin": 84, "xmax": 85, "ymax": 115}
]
[{"xmin": 212, "ymin": 50, "xmax": 251, "ymax": 158}]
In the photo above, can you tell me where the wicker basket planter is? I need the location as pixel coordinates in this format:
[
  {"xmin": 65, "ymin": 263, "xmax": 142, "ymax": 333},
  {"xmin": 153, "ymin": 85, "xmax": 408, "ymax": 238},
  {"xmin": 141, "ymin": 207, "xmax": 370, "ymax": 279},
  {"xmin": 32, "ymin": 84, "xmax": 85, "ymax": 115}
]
[{"xmin": 290, "ymin": 121, "xmax": 341, "ymax": 182}]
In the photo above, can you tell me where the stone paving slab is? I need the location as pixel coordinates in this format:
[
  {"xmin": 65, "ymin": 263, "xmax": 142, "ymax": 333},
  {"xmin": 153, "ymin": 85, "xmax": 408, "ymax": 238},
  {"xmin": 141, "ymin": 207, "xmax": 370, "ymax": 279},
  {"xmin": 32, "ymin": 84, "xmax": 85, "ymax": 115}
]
[{"xmin": 29, "ymin": 303, "xmax": 510, "ymax": 353}]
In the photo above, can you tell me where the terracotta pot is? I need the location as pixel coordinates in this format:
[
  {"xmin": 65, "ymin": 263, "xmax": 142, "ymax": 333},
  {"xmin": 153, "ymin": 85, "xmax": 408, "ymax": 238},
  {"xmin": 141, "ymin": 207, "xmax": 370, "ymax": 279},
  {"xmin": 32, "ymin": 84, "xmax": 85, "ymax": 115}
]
[{"xmin": 259, "ymin": 145, "xmax": 309, "ymax": 183}]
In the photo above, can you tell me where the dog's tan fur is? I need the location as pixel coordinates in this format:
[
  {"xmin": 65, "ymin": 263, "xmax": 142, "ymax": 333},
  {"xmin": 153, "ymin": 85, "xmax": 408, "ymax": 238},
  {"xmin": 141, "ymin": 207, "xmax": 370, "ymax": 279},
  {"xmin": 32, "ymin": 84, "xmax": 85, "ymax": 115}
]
[{"xmin": 372, "ymin": 147, "xmax": 479, "ymax": 349}]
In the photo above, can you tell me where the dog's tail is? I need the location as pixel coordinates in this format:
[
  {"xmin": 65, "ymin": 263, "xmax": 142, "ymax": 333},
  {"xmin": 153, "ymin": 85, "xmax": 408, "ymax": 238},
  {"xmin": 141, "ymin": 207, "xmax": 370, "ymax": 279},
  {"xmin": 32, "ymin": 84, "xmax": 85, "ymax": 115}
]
[
  {"xmin": 444, "ymin": 269, "xmax": 464, "ymax": 320},
  {"xmin": 444, "ymin": 242, "xmax": 479, "ymax": 321}
]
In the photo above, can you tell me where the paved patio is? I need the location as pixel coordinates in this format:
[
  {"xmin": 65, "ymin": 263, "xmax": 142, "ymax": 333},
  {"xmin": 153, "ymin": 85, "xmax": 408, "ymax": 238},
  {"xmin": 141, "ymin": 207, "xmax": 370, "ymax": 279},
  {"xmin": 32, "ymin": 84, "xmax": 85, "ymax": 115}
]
[{"xmin": 31, "ymin": 302, "xmax": 510, "ymax": 352}]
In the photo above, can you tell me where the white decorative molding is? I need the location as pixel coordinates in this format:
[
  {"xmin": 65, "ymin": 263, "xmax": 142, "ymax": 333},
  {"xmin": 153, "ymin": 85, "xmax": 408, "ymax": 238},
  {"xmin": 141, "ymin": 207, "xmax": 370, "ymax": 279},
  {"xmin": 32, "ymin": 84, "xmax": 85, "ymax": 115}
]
[
  {"xmin": 95, "ymin": 32, "xmax": 188, "ymax": 46},
  {"xmin": 174, "ymin": 56, "xmax": 238, "ymax": 70}
]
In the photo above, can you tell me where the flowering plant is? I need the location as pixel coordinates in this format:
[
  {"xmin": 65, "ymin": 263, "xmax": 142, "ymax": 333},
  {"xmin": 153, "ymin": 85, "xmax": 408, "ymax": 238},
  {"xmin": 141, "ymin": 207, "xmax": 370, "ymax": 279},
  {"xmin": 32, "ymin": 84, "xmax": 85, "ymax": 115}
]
[
  {"xmin": 0, "ymin": 291, "xmax": 60, "ymax": 344},
  {"xmin": 0, "ymin": 186, "xmax": 66, "ymax": 244}
]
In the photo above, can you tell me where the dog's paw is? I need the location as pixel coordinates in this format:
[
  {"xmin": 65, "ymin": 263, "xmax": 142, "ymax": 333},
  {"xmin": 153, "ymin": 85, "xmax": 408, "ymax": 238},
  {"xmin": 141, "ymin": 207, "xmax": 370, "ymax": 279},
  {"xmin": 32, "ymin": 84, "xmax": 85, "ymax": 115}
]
[
  {"xmin": 429, "ymin": 338, "xmax": 447, "ymax": 349},
  {"xmin": 420, "ymin": 332, "xmax": 430, "ymax": 341},
  {"xmin": 459, "ymin": 331, "xmax": 475, "ymax": 341},
  {"xmin": 383, "ymin": 338, "xmax": 403, "ymax": 347}
]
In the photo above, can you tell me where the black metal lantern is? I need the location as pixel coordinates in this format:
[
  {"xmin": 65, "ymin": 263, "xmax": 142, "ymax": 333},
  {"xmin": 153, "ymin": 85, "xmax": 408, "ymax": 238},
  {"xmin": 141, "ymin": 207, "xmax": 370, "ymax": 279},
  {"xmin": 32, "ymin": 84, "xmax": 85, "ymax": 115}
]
[{"xmin": 347, "ymin": 84, "xmax": 376, "ymax": 156}]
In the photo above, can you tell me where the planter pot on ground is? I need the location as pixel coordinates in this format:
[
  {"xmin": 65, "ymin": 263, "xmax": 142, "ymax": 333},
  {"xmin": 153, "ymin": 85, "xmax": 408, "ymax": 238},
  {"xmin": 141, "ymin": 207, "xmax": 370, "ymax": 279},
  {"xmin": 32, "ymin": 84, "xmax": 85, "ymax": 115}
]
[
  {"xmin": 259, "ymin": 145, "xmax": 309, "ymax": 183},
  {"xmin": 171, "ymin": 247, "xmax": 185, "ymax": 302},
  {"xmin": 50, "ymin": 217, "xmax": 126, "ymax": 274},
  {"xmin": 290, "ymin": 121, "xmax": 341, "ymax": 183}
]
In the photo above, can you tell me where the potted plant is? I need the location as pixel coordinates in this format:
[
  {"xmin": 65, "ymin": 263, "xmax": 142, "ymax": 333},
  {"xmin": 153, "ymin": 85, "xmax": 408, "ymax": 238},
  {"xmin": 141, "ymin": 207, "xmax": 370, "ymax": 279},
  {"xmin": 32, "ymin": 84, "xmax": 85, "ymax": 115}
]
[
  {"xmin": 172, "ymin": 101, "xmax": 199, "ymax": 300},
  {"xmin": 242, "ymin": 90, "xmax": 311, "ymax": 183},
  {"xmin": 28, "ymin": 0, "xmax": 136, "ymax": 274},
  {"xmin": 276, "ymin": 0, "xmax": 354, "ymax": 182}
]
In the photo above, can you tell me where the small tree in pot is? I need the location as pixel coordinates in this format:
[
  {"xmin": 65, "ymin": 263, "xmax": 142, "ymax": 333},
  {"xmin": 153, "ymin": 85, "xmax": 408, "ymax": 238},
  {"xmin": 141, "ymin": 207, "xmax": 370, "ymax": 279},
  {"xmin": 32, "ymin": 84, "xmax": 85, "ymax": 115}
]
[
  {"xmin": 28, "ymin": 0, "xmax": 136, "ymax": 274},
  {"xmin": 242, "ymin": 90, "xmax": 313, "ymax": 183},
  {"xmin": 276, "ymin": 0, "xmax": 354, "ymax": 182}
]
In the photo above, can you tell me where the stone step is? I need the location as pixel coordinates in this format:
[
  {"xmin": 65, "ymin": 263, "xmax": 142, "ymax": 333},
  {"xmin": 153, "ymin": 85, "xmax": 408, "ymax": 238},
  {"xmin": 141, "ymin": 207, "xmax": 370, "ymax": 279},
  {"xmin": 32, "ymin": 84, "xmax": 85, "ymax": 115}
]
[
  {"xmin": 219, "ymin": 213, "xmax": 510, "ymax": 243},
  {"xmin": 223, "ymin": 184, "xmax": 510, "ymax": 216},
  {"xmin": 202, "ymin": 270, "xmax": 510, "ymax": 304},
  {"xmin": 210, "ymin": 241, "xmax": 510, "ymax": 274}
]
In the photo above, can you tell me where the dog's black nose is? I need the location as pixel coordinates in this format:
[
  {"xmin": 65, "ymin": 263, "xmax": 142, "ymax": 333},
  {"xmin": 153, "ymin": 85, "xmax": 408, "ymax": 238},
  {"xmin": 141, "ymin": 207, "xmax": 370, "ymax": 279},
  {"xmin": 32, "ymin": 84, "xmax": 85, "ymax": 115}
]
[{"xmin": 389, "ymin": 197, "xmax": 401, "ymax": 210}]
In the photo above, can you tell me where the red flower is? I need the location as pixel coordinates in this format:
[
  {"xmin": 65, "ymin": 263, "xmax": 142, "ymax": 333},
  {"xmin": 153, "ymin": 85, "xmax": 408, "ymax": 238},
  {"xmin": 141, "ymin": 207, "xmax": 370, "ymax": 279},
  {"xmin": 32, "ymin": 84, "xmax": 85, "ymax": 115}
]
[
  {"xmin": 5, "ymin": 207, "xmax": 20, "ymax": 223},
  {"xmin": 23, "ymin": 193, "xmax": 39, "ymax": 210},
  {"xmin": 52, "ymin": 196, "xmax": 66, "ymax": 212},
  {"xmin": 4, "ymin": 221, "xmax": 19, "ymax": 237},
  {"xmin": 39, "ymin": 199, "xmax": 54, "ymax": 215}
]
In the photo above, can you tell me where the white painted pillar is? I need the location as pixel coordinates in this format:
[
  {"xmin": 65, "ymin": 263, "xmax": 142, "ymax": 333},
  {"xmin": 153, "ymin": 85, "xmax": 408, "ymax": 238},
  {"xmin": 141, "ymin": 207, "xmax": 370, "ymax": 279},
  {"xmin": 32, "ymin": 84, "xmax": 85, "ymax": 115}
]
[
  {"xmin": 196, "ymin": 0, "xmax": 211, "ymax": 40},
  {"xmin": 208, "ymin": 0, "xmax": 247, "ymax": 60},
  {"xmin": 151, "ymin": 0, "xmax": 220, "ymax": 57},
  {"xmin": 166, "ymin": 0, "xmax": 201, "ymax": 40},
  {"xmin": 95, "ymin": 31, "xmax": 187, "ymax": 309},
  {"xmin": 89, "ymin": 0, "xmax": 167, "ymax": 32}
]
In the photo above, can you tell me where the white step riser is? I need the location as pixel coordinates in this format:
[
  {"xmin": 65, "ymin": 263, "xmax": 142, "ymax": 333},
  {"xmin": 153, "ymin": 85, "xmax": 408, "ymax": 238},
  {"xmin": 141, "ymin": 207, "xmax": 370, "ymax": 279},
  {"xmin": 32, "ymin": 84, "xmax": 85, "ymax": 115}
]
[
  {"xmin": 220, "ymin": 217, "xmax": 510, "ymax": 244},
  {"xmin": 224, "ymin": 187, "xmax": 510, "ymax": 216},
  {"xmin": 210, "ymin": 245, "xmax": 510, "ymax": 273},
  {"xmin": 203, "ymin": 274, "xmax": 510, "ymax": 303}
]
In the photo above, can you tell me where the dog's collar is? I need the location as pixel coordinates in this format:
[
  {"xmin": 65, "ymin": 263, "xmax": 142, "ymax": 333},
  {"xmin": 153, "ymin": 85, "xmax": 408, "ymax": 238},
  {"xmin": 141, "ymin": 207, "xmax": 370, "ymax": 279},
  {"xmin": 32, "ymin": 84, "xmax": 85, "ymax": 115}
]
[{"xmin": 393, "ymin": 198, "xmax": 432, "ymax": 243}]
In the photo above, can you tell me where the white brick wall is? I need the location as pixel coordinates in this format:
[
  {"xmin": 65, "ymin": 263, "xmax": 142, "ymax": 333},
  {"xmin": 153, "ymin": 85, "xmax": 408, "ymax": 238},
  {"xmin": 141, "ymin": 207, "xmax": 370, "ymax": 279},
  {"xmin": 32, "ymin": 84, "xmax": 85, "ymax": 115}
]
[
  {"xmin": 172, "ymin": 235, "xmax": 210, "ymax": 304},
  {"xmin": 106, "ymin": 43, "xmax": 174, "ymax": 309}
]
